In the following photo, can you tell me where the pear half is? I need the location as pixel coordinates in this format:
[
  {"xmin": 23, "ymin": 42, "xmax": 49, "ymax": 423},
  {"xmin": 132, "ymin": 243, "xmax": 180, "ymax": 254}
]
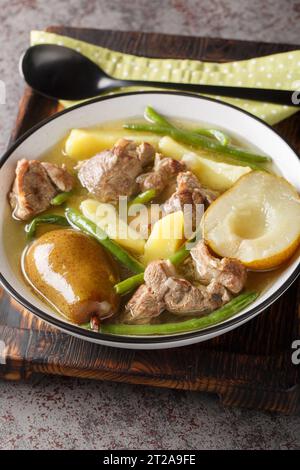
[{"xmin": 203, "ymin": 171, "xmax": 300, "ymax": 269}]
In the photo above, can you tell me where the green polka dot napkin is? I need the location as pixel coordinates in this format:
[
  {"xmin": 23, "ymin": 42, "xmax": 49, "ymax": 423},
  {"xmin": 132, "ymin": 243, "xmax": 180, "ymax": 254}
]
[{"xmin": 31, "ymin": 30, "xmax": 300, "ymax": 125}]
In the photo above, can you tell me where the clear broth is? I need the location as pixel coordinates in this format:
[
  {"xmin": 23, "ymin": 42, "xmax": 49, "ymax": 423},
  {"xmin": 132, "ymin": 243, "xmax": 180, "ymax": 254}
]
[{"xmin": 3, "ymin": 118, "xmax": 284, "ymax": 323}]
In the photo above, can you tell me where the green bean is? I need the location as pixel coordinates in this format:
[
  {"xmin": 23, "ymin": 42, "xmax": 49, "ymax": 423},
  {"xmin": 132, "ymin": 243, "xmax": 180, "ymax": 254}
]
[
  {"xmin": 146, "ymin": 105, "xmax": 229, "ymax": 146},
  {"xmin": 142, "ymin": 107, "xmax": 269, "ymax": 164},
  {"xmin": 25, "ymin": 214, "xmax": 69, "ymax": 240},
  {"xmin": 145, "ymin": 106, "xmax": 229, "ymax": 147},
  {"xmin": 128, "ymin": 189, "xmax": 156, "ymax": 208},
  {"xmin": 144, "ymin": 105, "xmax": 173, "ymax": 127},
  {"xmin": 65, "ymin": 208, "xmax": 144, "ymax": 274},
  {"xmin": 114, "ymin": 272, "xmax": 145, "ymax": 295},
  {"xmin": 51, "ymin": 191, "xmax": 72, "ymax": 206},
  {"xmin": 123, "ymin": 122, "xmax": 269, "ymax": 168},
  {"xmin": 168, "ymin": 243, "xmax": 191, "ymax": 266},
  {"xmin": 195, "ymin": 128, "xmax": 229, "ymax": 146},
  {"xmin": 101, "ymin": 291, "xmax": 258, "ymax": 335}
]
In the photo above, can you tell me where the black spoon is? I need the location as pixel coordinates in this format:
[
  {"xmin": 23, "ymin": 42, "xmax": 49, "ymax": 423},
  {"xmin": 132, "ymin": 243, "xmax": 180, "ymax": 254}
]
[{"xmin": 21, "ymin": 44, "xmax": 300, "ymax": 106}]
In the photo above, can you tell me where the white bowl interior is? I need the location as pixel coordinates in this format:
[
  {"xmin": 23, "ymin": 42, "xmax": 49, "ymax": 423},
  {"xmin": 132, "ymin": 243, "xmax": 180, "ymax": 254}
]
[{"xmin": 0, "ymin": 93, "xmax": 299, "ymax": 348}]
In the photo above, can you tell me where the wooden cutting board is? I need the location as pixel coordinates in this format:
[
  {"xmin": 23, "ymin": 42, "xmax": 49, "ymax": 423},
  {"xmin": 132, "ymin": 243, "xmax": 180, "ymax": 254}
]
[{"xmin": 1, "ymin": 26, "xmax": 300, "ymax": 414}]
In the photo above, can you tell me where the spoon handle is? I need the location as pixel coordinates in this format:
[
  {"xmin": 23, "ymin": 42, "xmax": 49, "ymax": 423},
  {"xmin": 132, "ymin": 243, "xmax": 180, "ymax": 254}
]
[{"xmin": 106, "ymin": 79, "xmax": 300, "ymax": 107}]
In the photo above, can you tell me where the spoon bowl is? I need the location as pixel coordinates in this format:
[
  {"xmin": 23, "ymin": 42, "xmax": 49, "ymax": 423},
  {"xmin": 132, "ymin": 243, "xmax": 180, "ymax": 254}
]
[{"xmin": 21, "ymin": 44, "xmax": 106, "ymax": 100}]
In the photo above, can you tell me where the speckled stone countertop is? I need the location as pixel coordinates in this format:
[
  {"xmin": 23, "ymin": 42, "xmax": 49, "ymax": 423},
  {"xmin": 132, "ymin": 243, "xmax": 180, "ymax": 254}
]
[{"xmin": 0, "ymin": 0, "xmax": 300, "ymax": 450}]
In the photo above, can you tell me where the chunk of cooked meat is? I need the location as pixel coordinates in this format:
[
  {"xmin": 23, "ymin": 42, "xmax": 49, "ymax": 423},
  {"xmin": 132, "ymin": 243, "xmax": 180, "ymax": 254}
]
[
  {"xmin": 162, "ymin": 180, "xmax": 204, "ymax": 215},
  {"xmin": 143, "ymin": 259, "xmax": 177, "ymax": 298},
  {"xmin": 136, "ymin": 142, "xmax": 156, "ymax": 166},
  {"xmin": 177, "ymin": 171, "xmax": 218, "ymax": 206},
  {"xmin": 125, "ymin": 284, "xmax": 165, "ymax": 324},
  {"xmin": 41, "ymin": 162, "xmax": 74, "ymax": 192},
  {"xmin": 190, "ymin": 240, "xmax": 247, "ymax": 294},
  {"xmin": 145, "ymin": 259, "xmax": 227, "ymax": 315},
  {"xmin": 162, "ymin": 171, "xmax": 218, "ymax": 216},
  {"xmin": 162, "ymin": 171, "xmax": 207, "ymax": 231},
  {"xmin": 124, "ymin": 257, "xmax": 234, "ymax": 323},
  {"xmin": 136, "ymin": 154, "xmax": 186, "ymax": 194},
  {"xmin": 206, "ymin": 279, "xmax": 232, "ymax": 305},
  {"xmin": 163, "ymin": 277, "xmax": 214, "ymax": 314},
  {"xmin": 9, "ymin": 159, "xmax": 74, "ymax": 221},
  {"xmin": 77, "ymin": 139, "xmax": 155, "ymax": 202},
  {"xmin": 9, "ymin": 159, "xmax": 55, "ymax": 220}
]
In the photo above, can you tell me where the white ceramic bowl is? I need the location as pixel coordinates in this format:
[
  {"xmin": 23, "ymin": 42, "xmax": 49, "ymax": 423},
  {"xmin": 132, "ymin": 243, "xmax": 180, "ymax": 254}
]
[{"xmin": 0, "ymin": 92, "xmax": 299, "ymax": 349}]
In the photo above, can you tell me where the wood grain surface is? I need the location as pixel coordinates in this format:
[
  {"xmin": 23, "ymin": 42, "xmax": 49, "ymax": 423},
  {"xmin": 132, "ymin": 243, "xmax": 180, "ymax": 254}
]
[{"xmin": 1, "ymin": 27, "xmax": 299, "ymax": 414}]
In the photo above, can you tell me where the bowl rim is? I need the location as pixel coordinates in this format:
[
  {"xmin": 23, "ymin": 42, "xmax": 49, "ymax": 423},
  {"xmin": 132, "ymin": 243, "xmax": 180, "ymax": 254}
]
[{"xmin": 0, "ymin": 90, "xmax": 299, "ymax": 345}]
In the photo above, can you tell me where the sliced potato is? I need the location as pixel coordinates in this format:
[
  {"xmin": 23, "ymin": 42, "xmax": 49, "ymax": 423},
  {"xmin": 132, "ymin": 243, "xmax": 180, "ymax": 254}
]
[
  {"xmin": 65, "ymin": 129, "xmax": 160, "ymax": 160},
  {"xmin": 203, "ymin": 171, "xmax": 300, "ymax": 269},
  {"xmin": 81, "ymin": 199, "xmax": 145, "ymax": 255},
  {"xmin": 159, "ymin": 136, "xmax": 251, "ymax": 191},
  {"xmin": 143, "ymin": 211, "xmax": 184, "ymax": 264}
]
